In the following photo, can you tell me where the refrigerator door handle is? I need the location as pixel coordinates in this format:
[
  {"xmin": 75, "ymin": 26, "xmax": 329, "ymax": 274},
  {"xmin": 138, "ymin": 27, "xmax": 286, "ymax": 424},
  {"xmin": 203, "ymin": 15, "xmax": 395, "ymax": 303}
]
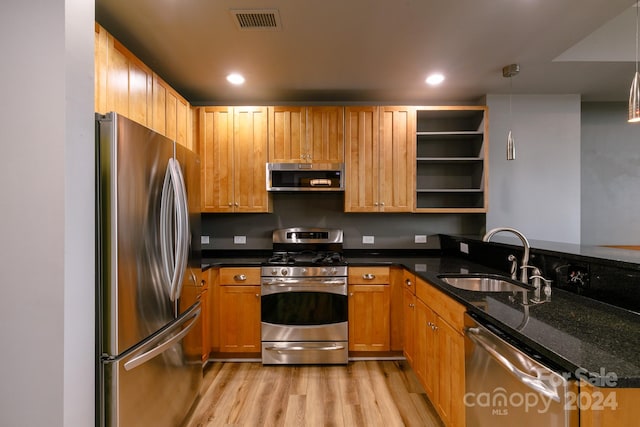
[
  {"xmin": 160, "ymin": 157, "xmax": 190, "ymax": 302},
  {"xmin": 123, "ymin": 303, "xmax": 201, "ymax": 372}
]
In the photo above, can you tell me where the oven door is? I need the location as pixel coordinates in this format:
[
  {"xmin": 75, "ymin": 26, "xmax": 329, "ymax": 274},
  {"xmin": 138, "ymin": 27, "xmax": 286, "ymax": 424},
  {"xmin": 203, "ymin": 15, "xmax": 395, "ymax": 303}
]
[{"xmin": 261, "ymin": 277, "xmax": 348, "ymax": 342}]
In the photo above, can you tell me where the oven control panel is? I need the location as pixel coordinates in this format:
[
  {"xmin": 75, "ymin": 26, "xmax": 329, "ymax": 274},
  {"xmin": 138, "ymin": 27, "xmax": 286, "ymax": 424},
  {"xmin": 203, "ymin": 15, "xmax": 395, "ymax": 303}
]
[{"xmin": 261, "ymin": 266, "xmax": 348, "ymax": 277}]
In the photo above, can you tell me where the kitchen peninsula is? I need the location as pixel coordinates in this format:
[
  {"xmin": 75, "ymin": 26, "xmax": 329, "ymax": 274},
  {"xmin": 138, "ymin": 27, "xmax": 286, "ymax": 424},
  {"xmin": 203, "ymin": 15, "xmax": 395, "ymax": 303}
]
[{"xmin": 201, "ymin": 234, "xmax": 640, "ymax": 426}]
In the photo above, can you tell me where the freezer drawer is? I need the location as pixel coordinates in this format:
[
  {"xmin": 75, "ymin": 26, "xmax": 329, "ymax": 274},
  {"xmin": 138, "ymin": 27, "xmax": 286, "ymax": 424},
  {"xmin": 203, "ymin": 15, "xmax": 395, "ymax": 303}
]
[
  {"xmin": 100, "ymin": 303, "xmax": 202, "ymax": 427},
  {"xmin": 464, "ymin": 314, "xmax": 578, "ymax": 427}
]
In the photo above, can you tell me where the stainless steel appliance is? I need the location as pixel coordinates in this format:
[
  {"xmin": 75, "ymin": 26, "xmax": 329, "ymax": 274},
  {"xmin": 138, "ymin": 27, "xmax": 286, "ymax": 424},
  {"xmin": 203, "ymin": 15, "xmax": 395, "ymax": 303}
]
[
  {"xmin": 464, "ymin": 313, "xmax": 578, "ymax": 427},
  {"xmin": 96, "ymin": 112, "xmax": 203, "ymax": 427},
  {"xmin": 266, "ymin": 162, "xmax": 344, "ymax": 191},
  {"xmin": 261, "ymin": 228, "xmax": 348, "ymax": 364}
]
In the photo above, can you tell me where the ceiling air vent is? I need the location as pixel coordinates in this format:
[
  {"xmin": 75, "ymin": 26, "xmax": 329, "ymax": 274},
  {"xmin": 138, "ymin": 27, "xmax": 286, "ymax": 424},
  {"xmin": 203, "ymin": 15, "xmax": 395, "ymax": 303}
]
[{"xmin": 230, "ymin": 9, "xmax": 282, "ymax": 31}]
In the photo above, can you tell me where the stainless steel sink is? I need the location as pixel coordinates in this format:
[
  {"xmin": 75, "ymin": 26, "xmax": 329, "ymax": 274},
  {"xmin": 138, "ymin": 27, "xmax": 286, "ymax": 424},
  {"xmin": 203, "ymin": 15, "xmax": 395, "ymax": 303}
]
[{"xmin": 437, "ymin": 274, "xmax": 530, "ymax": 292}]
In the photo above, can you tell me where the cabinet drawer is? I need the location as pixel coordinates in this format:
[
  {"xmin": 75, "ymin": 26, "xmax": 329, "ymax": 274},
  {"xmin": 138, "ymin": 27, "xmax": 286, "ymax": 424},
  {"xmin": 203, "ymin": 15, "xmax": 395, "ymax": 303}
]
[
  {"xmin": 348, "ymin": 267, "xmax": 390, "ymax": 284},
  {"xmin": 416, "ymin": 277, "xmax": 465, "ymax": 333},
  {"xmin": 219, "ymin": 267, "xmax": 261, "ymax": 285}
]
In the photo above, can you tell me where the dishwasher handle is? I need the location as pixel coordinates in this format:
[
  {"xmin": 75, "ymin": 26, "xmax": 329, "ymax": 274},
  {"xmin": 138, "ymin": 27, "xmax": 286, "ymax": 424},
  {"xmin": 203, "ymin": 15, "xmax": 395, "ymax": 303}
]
[{"xmin": 465, "ymin": 326, "xmax": 561, "ymax": 402}]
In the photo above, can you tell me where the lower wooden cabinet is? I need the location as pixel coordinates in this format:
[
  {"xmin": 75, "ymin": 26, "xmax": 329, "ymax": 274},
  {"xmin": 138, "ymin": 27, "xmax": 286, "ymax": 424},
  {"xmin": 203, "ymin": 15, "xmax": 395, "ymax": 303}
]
[
  {"xmin": 348, "ymin": 267, "xmax": 391, "ymax": 352},
  {"xmin": 579, "ymin": 382, "xmax": 640, "ymax": 427},
  {"xmin": 218, "ymin": 267, "xmax": 261, "ymax": 353},
  {"xmin": 412, "ymin": 276, "xmax": 466, "ymax": 427}
]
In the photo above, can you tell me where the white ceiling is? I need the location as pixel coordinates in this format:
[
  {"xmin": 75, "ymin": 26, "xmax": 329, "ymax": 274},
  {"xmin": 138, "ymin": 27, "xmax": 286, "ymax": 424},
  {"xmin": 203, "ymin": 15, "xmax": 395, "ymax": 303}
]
[{"xmin": 95, "ymin": 0, "xmax": 639, "ymax": 105}]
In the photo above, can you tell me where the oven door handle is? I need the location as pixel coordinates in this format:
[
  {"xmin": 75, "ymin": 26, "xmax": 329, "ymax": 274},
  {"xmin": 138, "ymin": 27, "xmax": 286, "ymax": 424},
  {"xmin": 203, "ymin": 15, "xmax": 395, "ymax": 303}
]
[
  {"xmin": 262, "ymin": 279, "xmax": 347, "ymax": 286},
  {"xmin": 264, "ymin": 345, "xmax": 346, "ymax": 352}
]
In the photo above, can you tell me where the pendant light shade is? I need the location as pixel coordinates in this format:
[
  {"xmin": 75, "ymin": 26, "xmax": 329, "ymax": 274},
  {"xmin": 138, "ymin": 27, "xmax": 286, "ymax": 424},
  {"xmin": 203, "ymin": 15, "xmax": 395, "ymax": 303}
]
[
  {"xmin": 507, "ymin": 130, "xmax": 516, "ymax": 160},
  {"xmin": 503, "ymin": 64, "xmax": 519, "ymax": 160},
  {"xmin": 630, "ymin": 72, "xmax": 640, "ymax": 122},
  {"xmin": 630, "ymin": 2, "xmax": 640, "ymax": 122}
]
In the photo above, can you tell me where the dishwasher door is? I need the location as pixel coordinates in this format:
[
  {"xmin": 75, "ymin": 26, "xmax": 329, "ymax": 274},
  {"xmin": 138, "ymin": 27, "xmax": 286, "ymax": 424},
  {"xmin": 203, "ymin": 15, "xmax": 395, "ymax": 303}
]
[{"xmin": 464, "ymin": 314, "xmax": 578, "ymax": 427}]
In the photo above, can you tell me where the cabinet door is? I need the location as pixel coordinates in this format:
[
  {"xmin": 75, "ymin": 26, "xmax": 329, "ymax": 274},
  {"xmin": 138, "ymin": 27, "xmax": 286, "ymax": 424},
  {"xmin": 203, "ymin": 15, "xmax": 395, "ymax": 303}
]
[
  {"xmin": 345, "ymin": 106, "xmax": 380, "ymax": 212},
  {"xmin": 218, "ymin": 285, "xmax": 261, "ymax": 352},
  {"xmin": 436, "ymin": 317, "xmax": 465, "ymax": 427},
  {"xmin": 379, "ymin": 106, "xmax": 415, "ymax": 212},
  {"xmin": 415, "ymin": 298, "xmax": 437, "ymax": 399},
  {"xmin": 198, "ymin": 107, "xmax": 235, "ymax": 212},
  {"xmin": 233, "ymin": 107, "xmax": 270, "ymax": 212},
  {"xmin": 402, "ymin": 287, "xmax": 416, "ymax": 366},
  {"xmin": 307, "ymin": 106, "xmax": 344, "ymax": 163},
  {"xmin": 348, "ymin": 284, "xmax": 390, "ymax": 351},
  {"xmin": 200, "ymin": 286, "xmax": 210, "ymax": 362},
  {"xmin": 268, "ymin": 106, "xmax": 306, "ymax": 162}
]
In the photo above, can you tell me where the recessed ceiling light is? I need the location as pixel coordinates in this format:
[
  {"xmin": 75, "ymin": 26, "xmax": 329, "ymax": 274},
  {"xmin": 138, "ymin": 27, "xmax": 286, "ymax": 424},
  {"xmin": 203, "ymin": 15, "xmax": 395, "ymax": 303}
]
[
  {"xmin": 226, "ymin": 73, "xmax": 245, "ymax": 85},
  {"xmin": 426, "ymin": 73, "xmax": 445, "ymax": 86}
]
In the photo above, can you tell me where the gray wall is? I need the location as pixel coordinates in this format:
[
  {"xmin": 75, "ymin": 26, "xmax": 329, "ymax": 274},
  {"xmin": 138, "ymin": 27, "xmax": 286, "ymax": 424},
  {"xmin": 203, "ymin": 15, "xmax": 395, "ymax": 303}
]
[
  {"xmin": 202, "ymin": 193, "xmax": 485, "ymax": 250},
  {"xmin": 581, "ymin": 102, "xmax": 640, "ymax": 245},
  {"xmin": 485, "ymin": 94, "xmax": 582, "ymax": 244},
  {"xmin": 0, "ymin": 1, "xmax": 95, "ymax": 426}
]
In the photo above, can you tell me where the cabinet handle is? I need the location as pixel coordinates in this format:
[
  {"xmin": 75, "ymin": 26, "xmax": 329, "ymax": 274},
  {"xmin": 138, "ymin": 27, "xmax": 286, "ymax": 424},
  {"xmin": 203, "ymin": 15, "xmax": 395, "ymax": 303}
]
[
  {"xmin": 197, "ymin": 279, "xmax": 206, "ymax": 287},
  {"xmin": 408, "ymin": 303, "xmax": 415, "ymax": 308},
  {"xmin": 362, "ymin": 273, "xmax": 375, "ymax": 280},
  {"xmin": 234, "ymin": 202, "xmax": 239, "ymax": 207},
  {"xmin": 380, "ymin": 202, "xmax": 385, "ymax": 207},
  {"xmin": 234, "ymin": 274, "xmax": 247, "ymax": 281},
  {"xmin": 255, "ymin": 293, "xmax": 260, "ymax": 298},
  {"xmin": 228, "ymin": 202, "xmax": 233, "ymax": 207},
  {"xmin": 405, "ymin": 279, "xmax": 412, "ymax": 287},
  {"xmin": 349, "ymin": 292, "xmax": 354, "ymax": 296},
  {"xmin": 374, "ymin": 202, "xmax": 378, "ymax": 206}
]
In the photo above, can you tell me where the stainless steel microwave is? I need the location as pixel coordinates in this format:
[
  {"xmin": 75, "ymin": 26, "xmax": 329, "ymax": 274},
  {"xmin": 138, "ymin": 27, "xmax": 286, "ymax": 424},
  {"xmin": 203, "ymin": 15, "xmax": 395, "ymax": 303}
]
[{"xmin": 266, "ymin": 163, "xmax": 345, "ymax": 191}]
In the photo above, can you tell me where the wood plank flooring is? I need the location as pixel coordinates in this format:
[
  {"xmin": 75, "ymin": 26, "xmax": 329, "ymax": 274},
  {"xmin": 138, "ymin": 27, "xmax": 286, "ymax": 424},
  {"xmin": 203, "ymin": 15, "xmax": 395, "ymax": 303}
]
[{"xmin": 185, "ymin": 360, "xmax": 443, "ymax": 427}]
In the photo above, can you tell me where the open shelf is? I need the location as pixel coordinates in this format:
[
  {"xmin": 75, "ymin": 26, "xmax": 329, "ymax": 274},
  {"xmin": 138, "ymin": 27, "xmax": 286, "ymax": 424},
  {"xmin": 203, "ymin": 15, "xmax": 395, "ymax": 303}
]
[{"xmin": 414, "ymin": 107, "xmax": 488, "ymax": 212}]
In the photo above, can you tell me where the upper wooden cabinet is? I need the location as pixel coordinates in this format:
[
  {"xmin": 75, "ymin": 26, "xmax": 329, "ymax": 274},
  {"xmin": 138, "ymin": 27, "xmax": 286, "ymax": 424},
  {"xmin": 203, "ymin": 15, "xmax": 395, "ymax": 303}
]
[
  {"xmin": 197, "ymin": 106, "xmax": 271, "ymax": 213},
  {"xmin": 94, "ymin": 23, "xmax": 193, "ymax": 149},
  {"xmin": 414, "ymin": 106, "xmax": 488, "ymax": 213},
  {"xmin": 268, "ymin": 106, "xmax": 344, "ymax": 163},
  {"xmin": 344, "ymin": 106, "xmax": 415, "ymax": 212}
]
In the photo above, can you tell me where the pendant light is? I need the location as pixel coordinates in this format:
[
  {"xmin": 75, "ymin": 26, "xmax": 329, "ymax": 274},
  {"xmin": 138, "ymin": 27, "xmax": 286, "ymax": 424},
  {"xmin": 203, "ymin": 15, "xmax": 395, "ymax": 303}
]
[
  {"xmin": 630, "ymin": 1, "xmax": 640, "ymax": 122},
  {"xmin": 503, "ymin": 64, "xmax": 520, "ymax": 160}
]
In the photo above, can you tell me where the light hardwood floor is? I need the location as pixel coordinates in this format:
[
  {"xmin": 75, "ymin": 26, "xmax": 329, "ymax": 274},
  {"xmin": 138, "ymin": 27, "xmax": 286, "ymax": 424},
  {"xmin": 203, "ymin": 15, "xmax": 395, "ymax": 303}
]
[{"xmin": 185, "ymin": 360, "xmax": 443, "ymax": 427}]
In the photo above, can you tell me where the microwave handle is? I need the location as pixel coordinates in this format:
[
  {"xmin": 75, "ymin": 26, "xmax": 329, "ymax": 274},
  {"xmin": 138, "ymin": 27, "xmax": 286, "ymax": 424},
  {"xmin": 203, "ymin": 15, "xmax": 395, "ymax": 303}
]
[{"xmin": 310, "ymin": 179, "xmax": 331, "ymax": 187}]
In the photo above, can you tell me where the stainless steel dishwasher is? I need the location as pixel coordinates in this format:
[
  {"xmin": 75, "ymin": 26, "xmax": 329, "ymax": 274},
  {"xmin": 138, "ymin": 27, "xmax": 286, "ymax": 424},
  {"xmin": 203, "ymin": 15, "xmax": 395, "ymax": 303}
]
[{"xmin": 464, "ymin": 313, "xmax": 578, "ymax": 427}]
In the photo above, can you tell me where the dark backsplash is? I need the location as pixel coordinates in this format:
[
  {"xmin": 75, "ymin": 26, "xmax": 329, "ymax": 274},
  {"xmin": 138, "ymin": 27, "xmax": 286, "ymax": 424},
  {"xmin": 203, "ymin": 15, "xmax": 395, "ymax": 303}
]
[{"xmin": 202, "ymin": 192, "xmax": 486, "ymax": 250}]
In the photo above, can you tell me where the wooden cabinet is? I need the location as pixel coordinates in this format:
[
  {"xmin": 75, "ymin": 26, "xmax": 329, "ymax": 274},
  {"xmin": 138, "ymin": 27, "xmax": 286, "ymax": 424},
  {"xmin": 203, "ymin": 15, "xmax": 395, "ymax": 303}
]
[
  {"xmin": 152, "ymin": 74, "xmax": 192, "ymax": 149},
  {"xmin": 197, "ymin": 106, "xmax": 271, "ymax": 213},
  {"xmin": 579, "ymin": 382, "xmax": 640, "ymax": 427},
  {"xmin": 414, "ymin": 106, "xmax": 488, "ymax": 212},
  {"xmin": 413, "ymin": 277, "xmax": 466, "ymax": 427},
  {"xmin": 345, "ymin": 106, "xmax": 415, "ymax": 212},
  {"xmin": 268, "ymin": 106, "xmax": 344, "ymax": 163},
  {"xmin": 200, "ymin": 269, "xmax": 211, "ymax": 362},
  {"xmin": 218, "ymin": 267, "xmax": 261, "ymax": 353},
  {"xmin": 348, "ymin": 267, "xmax": 391, "ymax": 352},
  {"xmin": 401, "ymin": 269, "xmax": 417, "ymax": 364},
  {"xmin": 94, "ymin": 23, "xmax": 193, "ymax": 148}
]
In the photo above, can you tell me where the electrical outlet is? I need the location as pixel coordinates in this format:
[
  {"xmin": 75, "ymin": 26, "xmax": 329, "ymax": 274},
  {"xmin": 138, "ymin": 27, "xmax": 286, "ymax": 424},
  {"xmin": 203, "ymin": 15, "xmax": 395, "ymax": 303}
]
[
  {"xmin": 414, "ymin": 235, "xmax": 427, "ymax": 244},
  {"xmin": 362, "ymin": 235, "xmax": 375, "ymax": 244},
  {"xmin": 201, "ymin": 235, "xmax": 210, "ymax": 245},
  {"xmin": 460, "ymin": 242, "xmax": 469, "ymax": 254},
  {"xmin": 414, "ymin": 263, "xmax": 427, "ymax": 272},
  {"xmin": 233, "ymin": 235, "xmax": 247, "ymax": 244}
]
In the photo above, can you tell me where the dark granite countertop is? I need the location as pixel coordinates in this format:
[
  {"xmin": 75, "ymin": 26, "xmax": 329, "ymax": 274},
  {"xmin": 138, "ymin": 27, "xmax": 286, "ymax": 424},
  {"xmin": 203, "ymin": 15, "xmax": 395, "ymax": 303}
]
[{"xmin": 202, "ymin": 252, "xmax": 640, "ymax": 387}]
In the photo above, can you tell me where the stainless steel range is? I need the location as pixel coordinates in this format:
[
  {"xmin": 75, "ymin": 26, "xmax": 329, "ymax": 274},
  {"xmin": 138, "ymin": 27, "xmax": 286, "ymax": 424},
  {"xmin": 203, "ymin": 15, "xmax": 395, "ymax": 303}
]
[{"xmin": 261, "ymin": 228, "xmax": 348, "ymax": 364}]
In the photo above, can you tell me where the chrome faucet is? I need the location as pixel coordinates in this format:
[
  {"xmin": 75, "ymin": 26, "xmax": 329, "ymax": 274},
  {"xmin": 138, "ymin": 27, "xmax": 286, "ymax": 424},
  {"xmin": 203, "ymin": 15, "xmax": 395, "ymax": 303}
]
[{"xmin": 482, "ymin": 227, "xmax": 531, "ymax": 283}]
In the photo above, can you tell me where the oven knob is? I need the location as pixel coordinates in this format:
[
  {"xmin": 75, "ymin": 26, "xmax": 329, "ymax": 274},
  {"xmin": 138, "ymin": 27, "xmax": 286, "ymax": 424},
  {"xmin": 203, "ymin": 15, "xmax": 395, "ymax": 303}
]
[
  {"xmin": 281, "ymin": 268, "xmax": 288, "ymax": 276},
  {"xmin": 330, "ymin": 267, "xmax": 338, "ymax": 275},
  {"xmin": 271, "ymin": 268, "xmax": 278, "ymax": 276},
  {"xmin": 301, "ymin": 268, "xmax": 307, "ymax": 274},
  {"xmin": 321, "ymin": 268, "xmax": 328, "ymax": 275}
]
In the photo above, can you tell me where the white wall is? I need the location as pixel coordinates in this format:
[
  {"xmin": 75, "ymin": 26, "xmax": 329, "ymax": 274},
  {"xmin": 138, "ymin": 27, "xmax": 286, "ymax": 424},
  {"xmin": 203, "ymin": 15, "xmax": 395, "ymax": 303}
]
[
  {"xmin": 0, "ymin": 1, "xmax": 95, "ymax": 426},
  {"xmin": 485, "ymin": 94, "xmax": 582, "ymax": 244},
  {"xmin": 581, "ymin": 102, "xmax": 640, "ymax": 245}
]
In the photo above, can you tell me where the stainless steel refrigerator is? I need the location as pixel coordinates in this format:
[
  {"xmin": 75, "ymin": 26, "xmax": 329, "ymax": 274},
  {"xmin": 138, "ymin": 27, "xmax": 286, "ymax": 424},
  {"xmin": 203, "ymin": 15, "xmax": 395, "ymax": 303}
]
[{"xmin": 96, "ymin": 112, "xmax": 203, "ymax": 427}]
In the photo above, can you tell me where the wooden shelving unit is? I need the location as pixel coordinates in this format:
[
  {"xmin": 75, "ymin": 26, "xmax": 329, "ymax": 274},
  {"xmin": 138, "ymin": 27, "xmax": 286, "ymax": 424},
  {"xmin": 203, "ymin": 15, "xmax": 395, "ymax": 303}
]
[{"xmin": 414, "ymin": 106, "xmax": 488, "ymax": 213}]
